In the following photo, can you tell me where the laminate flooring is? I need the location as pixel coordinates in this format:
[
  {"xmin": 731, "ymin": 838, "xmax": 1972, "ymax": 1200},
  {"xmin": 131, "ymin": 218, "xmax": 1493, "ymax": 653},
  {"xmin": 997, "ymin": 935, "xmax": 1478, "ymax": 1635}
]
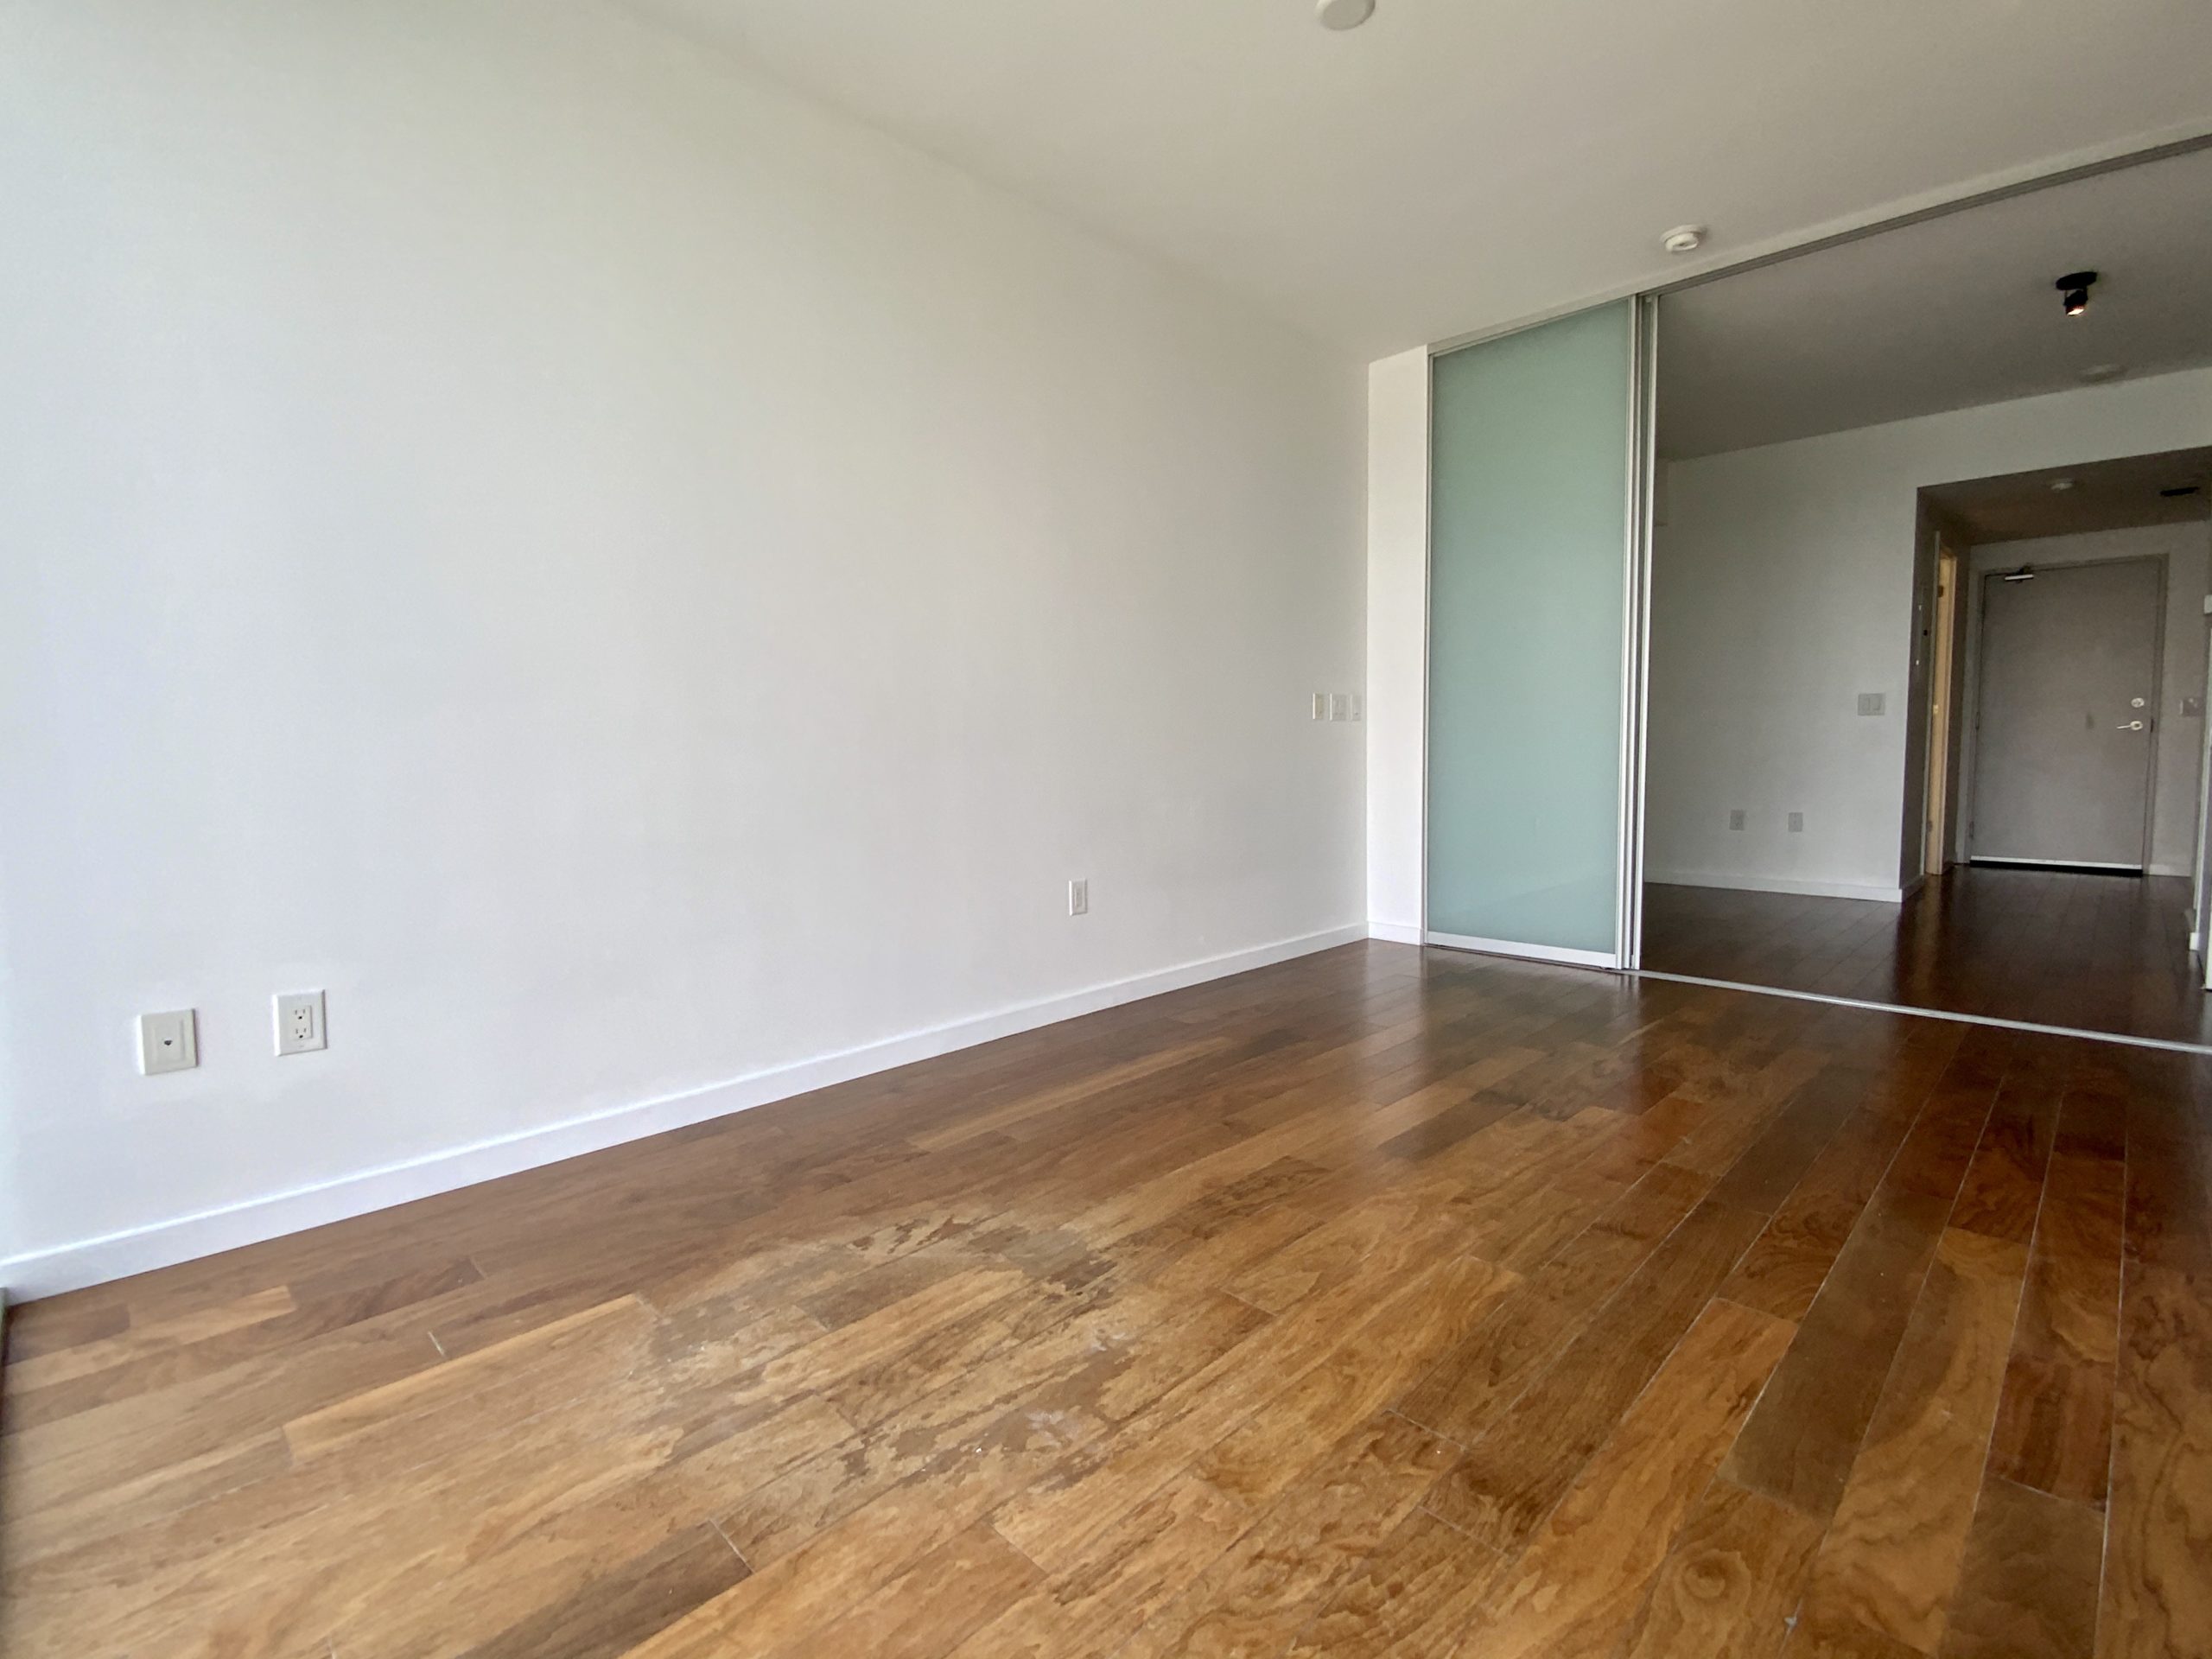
[{"xmin": 3, "ymin": 941, "xmax": 2208, "ymax": 1658}]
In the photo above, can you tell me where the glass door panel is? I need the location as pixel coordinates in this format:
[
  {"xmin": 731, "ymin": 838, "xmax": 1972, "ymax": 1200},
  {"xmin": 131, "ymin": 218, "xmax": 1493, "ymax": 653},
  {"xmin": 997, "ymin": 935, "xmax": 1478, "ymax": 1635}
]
[{"xmin": 1427, "ymin": 301, "xmax": 1637, "ymax": 964}]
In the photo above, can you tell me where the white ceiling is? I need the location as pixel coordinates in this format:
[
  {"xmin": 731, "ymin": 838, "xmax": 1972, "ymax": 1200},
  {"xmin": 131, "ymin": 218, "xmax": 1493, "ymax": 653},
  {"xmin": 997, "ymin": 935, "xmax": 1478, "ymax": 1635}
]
[
  {"xmin": 1657, "ymin": 147, "xmax": 2212, "ymax": 458},
  {"xmin": 619, "ymin": 0, "xmax": 2212, "ymax": 357},
  {"xmin": 1923, "ymin": 447, "xmax": 2212, "ymax": 545}
]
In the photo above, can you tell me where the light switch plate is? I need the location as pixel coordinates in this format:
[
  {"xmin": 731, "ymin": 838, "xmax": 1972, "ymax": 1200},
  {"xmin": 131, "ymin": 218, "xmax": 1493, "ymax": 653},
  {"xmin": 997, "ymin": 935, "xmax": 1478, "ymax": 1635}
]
[
  {"xmin": 1067, "ymin": 879, "xmax": 1089, "ymax": 917},
  {"xmin": 1788, "ymin": 811, "xmax": 1806, "ymax": 833},
  {"xmin": 275, "ymin": 990, "xmax": 327, "ymax": 1055},
  {"xmin": 1312, "ymin": 692, "xmax": 1327, "ymax": 721},
  {"xmin": 1857, "ymin": 692, "xmax": 1885, "ymax": 716},
  {"xmin": 1329, "ymin": 693, "xmax": 1350, "ymax": 721},
  {"xmin": 139, "ymin": 1009, "xmax": 198, "ymax": 1075}
]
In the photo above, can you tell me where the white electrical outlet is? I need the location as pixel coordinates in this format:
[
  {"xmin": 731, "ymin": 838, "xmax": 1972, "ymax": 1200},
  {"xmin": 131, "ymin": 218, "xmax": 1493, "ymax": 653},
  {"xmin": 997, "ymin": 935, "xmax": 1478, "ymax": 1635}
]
[
  {"xmin": 1728, "ymin": 809, "xmax": 1746, "ymax": 831},
  {"xmin": 275, "ymin": 990, "xmax": 327, "ymax": 1055},
  {"xmin": 1349, "ymin": 694, "xmax": 1363, "ymax": 721},
  {"xmin": 1329, "ymin": 693, "xmax": 1350, "ymax": 721},
  {"xmin": 138, "ymin": 1009, "xmax": 198, "ymax": 1075},
  {"xmin": 1788, "ymin": 811, "xmax": 1805, "ymax": 833},
  {"xmin": 1857, "ymin": 692, "xmax": 1885, "ymax": 716}
]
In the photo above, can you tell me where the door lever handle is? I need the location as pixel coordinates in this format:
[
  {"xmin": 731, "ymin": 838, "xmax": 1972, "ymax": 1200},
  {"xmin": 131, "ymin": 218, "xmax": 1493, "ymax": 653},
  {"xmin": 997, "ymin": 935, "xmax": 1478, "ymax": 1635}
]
[{"xmin": 2119, "ymin": 721, "xmax": 2145, "ymax": 731}]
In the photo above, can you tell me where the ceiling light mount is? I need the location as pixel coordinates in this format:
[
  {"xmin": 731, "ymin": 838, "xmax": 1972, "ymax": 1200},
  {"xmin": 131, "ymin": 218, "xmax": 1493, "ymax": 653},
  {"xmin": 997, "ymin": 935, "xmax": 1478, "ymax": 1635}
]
[
  {"xmin": 2056, "ymin": 270, "xmax": 2098, "ymax": 317},
  {"xmin": 1315, "ymin": 0, "xmax": 1375, "ymax": 29},
  {"xmin": 1661, "ymin": 225, "xmax": 1707, "ymax": 255}
]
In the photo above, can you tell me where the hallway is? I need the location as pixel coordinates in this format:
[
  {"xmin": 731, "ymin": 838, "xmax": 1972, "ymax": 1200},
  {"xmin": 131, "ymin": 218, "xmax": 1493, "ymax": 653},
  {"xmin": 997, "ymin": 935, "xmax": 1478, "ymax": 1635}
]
[{"xmin": 1643, "ymin": 867, "xmax": 2212, "ymax": 1046}]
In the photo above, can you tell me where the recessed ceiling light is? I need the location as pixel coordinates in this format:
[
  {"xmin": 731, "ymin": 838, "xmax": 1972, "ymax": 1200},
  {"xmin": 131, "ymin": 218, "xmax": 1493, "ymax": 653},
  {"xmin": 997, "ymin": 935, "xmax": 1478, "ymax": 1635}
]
[
  {"xmin": 1315, "ymin": 0, "xmax": 1375, "ymax": 29},
  {"xmin": 1662, "ymin": 225, "xmax": 1707, "ymax": 255},
  {"xmin": 2056, "ymin": 270, "xmax": 2098, "ymax": 317},
  {"xmin": 2050, "ymin": 478, "xmax": 2077, "ymax": 493},
  {"xmin": 2080, "ymin": 363, "xmax": 2126, "ymax": 385}
]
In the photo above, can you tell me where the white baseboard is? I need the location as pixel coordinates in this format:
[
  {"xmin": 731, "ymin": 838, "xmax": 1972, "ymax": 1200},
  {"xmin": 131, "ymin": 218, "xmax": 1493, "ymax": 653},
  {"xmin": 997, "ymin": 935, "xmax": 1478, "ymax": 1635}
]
[
  {"xmin": 1367, "ymin": 920, "xmax": 1422, "ymax": 944},
  {"xmin": 1645, "ymin": 870, "xmax": 1908, "ymax": 903},
  {"xmin": 1, "ymin": 922, "xmax": 1370, "ymax": 1301}
]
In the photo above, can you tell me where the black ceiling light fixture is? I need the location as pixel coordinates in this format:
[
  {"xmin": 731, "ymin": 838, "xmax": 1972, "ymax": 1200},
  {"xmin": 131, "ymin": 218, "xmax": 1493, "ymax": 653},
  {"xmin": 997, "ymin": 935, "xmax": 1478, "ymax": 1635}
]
[{"xmin": 2056, "ymin": 270, "xmax": 2098, "ymax": 317}]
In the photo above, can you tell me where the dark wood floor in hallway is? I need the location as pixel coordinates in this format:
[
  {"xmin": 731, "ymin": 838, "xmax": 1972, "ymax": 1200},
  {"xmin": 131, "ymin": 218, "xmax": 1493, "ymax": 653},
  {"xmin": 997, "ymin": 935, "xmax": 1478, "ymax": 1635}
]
[
  {"xmin": 3, "ymin": 941, "xmax": 2209, "ymax": 1658},
  {"xmin": 1644, "ymin": 867, "xmax": 2212, "ymax": 1046}
]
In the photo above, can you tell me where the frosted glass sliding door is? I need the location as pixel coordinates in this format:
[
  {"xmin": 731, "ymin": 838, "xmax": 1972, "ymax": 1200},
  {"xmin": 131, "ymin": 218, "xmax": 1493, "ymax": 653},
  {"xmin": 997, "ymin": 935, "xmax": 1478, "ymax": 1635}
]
[{"xmin": 1427, "ymin": 301, "xmax": 1644, "ymax": 966}]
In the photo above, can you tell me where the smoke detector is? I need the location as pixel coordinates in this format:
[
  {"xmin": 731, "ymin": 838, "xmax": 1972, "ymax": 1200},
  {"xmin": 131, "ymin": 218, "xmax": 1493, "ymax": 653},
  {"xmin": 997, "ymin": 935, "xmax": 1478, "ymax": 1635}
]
[
  {"xmin": 1661, "ymin": 226, "xmax": 1707, "ymax": 255},
  {"xmin": 1315, "ymin": 0, "xmax": 1375, "ymax": 29}
]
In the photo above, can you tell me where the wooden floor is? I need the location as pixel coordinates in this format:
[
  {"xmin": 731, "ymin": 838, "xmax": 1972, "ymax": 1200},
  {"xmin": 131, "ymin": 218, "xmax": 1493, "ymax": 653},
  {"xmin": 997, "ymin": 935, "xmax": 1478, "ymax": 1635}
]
[
  {"xmin": 3, "ymin": 941, "xmax": 2209, "ymax": 1659},
  {"xmin": 1644, "ymin": 868, "xmax": 2212, "ymax": 1046}
]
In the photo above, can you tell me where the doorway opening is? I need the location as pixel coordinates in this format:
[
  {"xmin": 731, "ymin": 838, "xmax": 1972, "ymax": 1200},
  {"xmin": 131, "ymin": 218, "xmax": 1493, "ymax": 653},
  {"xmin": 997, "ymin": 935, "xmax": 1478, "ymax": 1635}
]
[{"xmin": 1636, "ymin": 141, "xmax": 2212, "ymax": 1046}]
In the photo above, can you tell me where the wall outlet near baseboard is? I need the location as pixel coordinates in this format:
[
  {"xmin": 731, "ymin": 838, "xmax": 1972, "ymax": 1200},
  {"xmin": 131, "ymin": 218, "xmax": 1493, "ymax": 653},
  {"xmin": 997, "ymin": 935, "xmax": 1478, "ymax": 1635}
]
[
  {"xmin": 275, "ymin": 991, "xmax": 327, "ymax": 1055},
  {"xmin": 1067, "ymin": 879, "xmax": 1089, "ymax": 917}
]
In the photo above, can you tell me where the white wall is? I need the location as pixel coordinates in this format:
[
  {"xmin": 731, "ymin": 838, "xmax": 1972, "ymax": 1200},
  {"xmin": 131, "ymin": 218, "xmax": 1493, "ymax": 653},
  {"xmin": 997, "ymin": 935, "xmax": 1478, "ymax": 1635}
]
[
  {"xmin": 1365, "ymin": 348, "xmax": 1430, "ymax": 943},
  {"xmin": 1646, "ymin": 367, "xmax": 2212, "ymax": 897},
  {"xmin": 1956, "ymin": 524, "xmax": 2212, "ymax": 874},
  {"xmin": 0, "ymin": 3, "xmax": 1366, "ymax": 1294}
]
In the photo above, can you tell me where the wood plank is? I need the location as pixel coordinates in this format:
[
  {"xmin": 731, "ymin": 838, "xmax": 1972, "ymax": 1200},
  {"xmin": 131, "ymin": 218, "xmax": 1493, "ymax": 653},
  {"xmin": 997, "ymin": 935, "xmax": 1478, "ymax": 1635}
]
[
  {"xmin": 1795, "ymin": 1226, "xmax": 2028, "ymax": 1653},
  {"xmin": 946, "ymin": 1475, "xmax": 1253, "ymax": 1659},
  {"xmin": 1618, "ymin": 1478, "xmax": 1826, "ymax": 1659},
  {"xmin": 1425, "ymin": 1197, "xmax": 1769, "ymax": 1550},
  {"xmin": 454, "ymin": 1524, "xmax": 749, "ymax": 1659},
  {"xmin": 2097, "ymin": 1262, "xmax": 2212, "ymax": 1659},
  {"xmin": 1280, "ymin": 1508, "xmax": 1508, "ymax": 1659},
  {"xmin": 1722, "ymin": 1105, "xmax": 1918, "ymax": 1323},
  {"xmin": 1720, "ymin": 1185, "xmax": 1951, "ymax": 1520},
  {"xmin": 1464, "ymin": 1298, "xmax": 1796, "ymax": 1659},
  {"xmin": 1113, "ymin": 1411, "xmax": 1452, "ymax": 1658},
  {"xmin": 1939, "ymin": 1476, "xmax": 2101, "ymax": 1659},
  {"xmin": 1395, "ymin": 1159, "xmax": 1713, "ymax": 1445},
  {"xmin": 1986, "ymin": 1132, "xmax": 2124, "ymax": 1505},
  {"xmin": 784, "ymin": 1520, "xmax": 1040, "ymax": 1659}
]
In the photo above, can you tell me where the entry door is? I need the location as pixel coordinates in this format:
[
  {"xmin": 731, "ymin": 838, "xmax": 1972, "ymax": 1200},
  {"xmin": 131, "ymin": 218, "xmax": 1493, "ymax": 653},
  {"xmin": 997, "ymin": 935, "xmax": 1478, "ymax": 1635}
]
[{"xmin": 1970, "ymin": 558, "xmax": 2162, "ymax": 869}]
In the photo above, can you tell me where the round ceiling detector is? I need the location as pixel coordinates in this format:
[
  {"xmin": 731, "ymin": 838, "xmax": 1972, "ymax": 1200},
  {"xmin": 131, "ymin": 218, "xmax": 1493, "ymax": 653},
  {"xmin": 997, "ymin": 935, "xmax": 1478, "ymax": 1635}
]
[
  {"xmin": 1315, "ymin": 0, "xmax": 1376, "ymax": 30},
  {"xmin": 1662, "ymin": 225, "xmax": 1707, "ymax": 255}
]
